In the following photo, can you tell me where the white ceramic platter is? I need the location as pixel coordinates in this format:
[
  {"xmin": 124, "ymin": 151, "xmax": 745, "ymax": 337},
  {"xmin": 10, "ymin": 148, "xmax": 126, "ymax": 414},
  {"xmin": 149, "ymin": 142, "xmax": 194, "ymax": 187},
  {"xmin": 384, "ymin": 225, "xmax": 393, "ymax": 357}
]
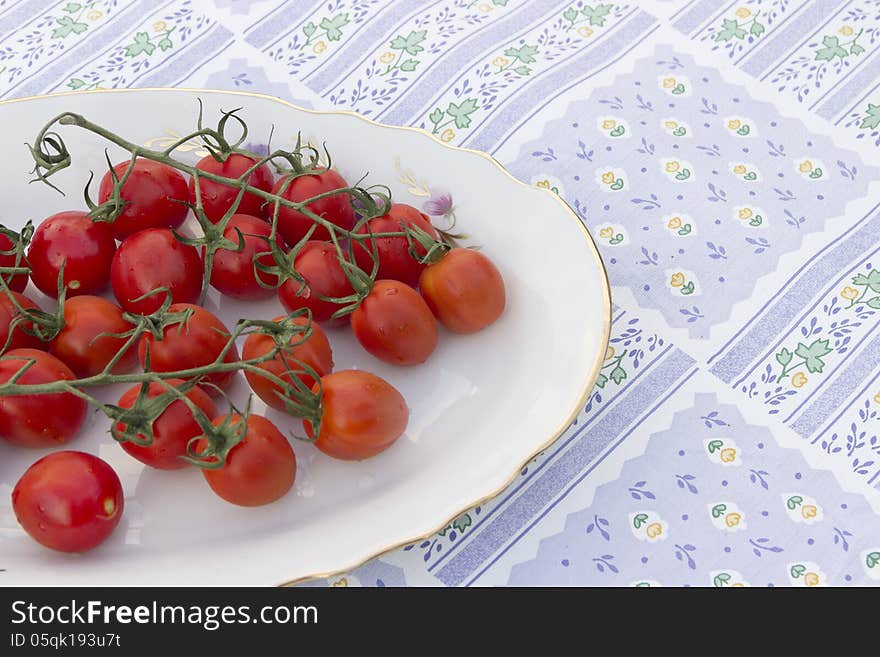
[{"xmin": 0, "ymin": 89, "xmax": 609, "ymax": 586}]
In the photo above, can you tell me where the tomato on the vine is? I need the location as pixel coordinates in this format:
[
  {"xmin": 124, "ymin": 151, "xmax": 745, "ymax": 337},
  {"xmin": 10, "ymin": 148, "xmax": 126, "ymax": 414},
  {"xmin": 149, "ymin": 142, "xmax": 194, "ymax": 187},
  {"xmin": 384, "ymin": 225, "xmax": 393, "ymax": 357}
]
[
  {"xmin": 115, "ymin": 379, "xmax": 216, "ymax": 470},
  {"xmin": 99, "ymin": 159, "xmax": 189, "ymax": 240},
  {"xmin": 27, "ymin": 211, "xmax": 116, "ymax": 298},
  {"xmin": 305, "ymin": 370, "xmax": 408, "ymax": 461},
  {"xmin": 0, "ymin": 231, "xmax": 29, "ymax": 293},
  {"xmin": 209, "ymin": 214, "xmax": 283, "ymax": 300},
  {"xmin": 352, "ymin": 203, "xmax": 438, "ymax": 288},
  {"xmin": 198, "ymin": 414, "xmax": 296, "ymax": 507},
  {"xmin": 350, "ymin": 279, "xmax": 438, "ymax": 366},
  {"xmin": 0, "ymin": 348, "xmax": 87, "ymax": 448},
  {"xmin": 0, "ymin": 291, "xmax": 45, "ymax": 353},
  {"xmin": 110, "ymin": 228, "xmax": 204, "ymax": 315},
  {"xmin": 242, "ymin": 315, "xmax": 333, "ymax": 413},
  {"xmin": 189, "ymin": 153, "xmax": 274, "ymax": 223},
  {"xmin": 138, "ymin": 303, "xmax": 239, "ymax": 392},
  {"xmin": 49, "ymin": 296, "xmax": 136, "ymax": 377},
  {"xmin": 12, "ymin": 451, "xmax": 123, "ymax": 553},
  {"xmin": 278, "ymin": 240, "xmax": 354, "ymax": 326},
  {"xmin": 419, "ymin": 248, "xmax": 505, "ymax": 334},
  {"xmin": 271, "ymin": 170, "xmax": 356, "ymax": 246}
]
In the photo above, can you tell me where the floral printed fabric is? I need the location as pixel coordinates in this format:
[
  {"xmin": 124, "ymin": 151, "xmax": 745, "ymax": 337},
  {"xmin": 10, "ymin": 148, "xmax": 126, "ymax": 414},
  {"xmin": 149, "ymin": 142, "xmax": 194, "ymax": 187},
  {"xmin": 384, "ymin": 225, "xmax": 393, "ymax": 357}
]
[{"xmin": 2, "ymin": 0, "xmax": 879, "ymax": 587}]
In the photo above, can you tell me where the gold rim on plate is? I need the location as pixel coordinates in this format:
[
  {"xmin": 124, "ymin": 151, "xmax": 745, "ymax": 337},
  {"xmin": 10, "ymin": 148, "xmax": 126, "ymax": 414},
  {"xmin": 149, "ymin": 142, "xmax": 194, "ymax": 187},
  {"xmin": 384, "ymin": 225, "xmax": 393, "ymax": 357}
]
[{"xmin": 0, "ymin": 87, "xmax": 612, "ymax": 587}]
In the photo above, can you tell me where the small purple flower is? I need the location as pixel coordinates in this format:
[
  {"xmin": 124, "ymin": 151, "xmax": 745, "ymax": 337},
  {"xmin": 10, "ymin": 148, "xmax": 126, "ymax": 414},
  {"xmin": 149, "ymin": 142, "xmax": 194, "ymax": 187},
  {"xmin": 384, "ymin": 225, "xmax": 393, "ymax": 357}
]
[
  {"xmin": 423, "ymin": 191, "xmax": 454, "ymax": 217},
  {"xmin": 241, "ymin": 142, "xmax": 269, "ymax": 156}
]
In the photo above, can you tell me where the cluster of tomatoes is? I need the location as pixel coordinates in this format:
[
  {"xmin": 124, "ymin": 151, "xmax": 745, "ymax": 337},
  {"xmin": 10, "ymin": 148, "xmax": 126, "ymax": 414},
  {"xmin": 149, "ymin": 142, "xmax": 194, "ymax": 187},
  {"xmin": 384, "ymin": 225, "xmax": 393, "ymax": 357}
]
[{"xmin": 1, "ymin": 142, "xmax": 505, "ymax": 555}]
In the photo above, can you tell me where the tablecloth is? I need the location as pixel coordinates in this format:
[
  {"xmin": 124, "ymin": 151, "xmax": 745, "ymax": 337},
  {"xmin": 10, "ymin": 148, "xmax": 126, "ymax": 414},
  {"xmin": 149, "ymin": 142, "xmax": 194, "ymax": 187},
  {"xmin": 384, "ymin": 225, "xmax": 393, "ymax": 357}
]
[{"xmin": 3, "ymin": 0, "xmax": 879, "ymax": 587}]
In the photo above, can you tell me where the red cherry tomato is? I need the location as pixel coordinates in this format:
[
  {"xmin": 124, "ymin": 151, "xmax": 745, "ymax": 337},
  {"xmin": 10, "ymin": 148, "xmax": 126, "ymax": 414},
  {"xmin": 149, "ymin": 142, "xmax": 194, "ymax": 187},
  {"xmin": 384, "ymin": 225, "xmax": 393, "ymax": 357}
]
[
  {"xmin": 0, "ymin": 291, "xmax": 45, "ymax": 354},
  {"xmin": 110, "ymin": 228, "xmax": 204, "ymax": 315},
  {"xmin": 0, "ymin": 348, "xmax": 87, "ymax": 447},
  {"xmin": 115, "ymin": 379, "xmax": 216, "ymax": 470},
  {"xmin": 304, "ymin": 370, "xmax": 408, "ymax": 460},
  {"xmin": 99, "ymin": 159, "xmax": 189, "ymax": 240},
  {"xmin": 12, "ymin": 451, "xmax": 123, "ymax": 553},
  {"xmin": 199, "ymin": 414, "xmax": 296, "ymax": 506},
  {"xmin": 138, "ymin": 303, "xmax": 239, "ymax": 392},
  {"xmin": 209, "ymin": 214, "xmax": 283, "ymax": 300},
  {"xmin": 49, "ymin": 296, "xmax": 137, "ymax": 377},
  {"xmin": 271, "ymin": 170, "xmax": 356, "ymax": 246},
  {"xmin": 277, "ymin": 241, "xmax": 354, "ymax": 326},
  {"xmin": 419, "ymin": 248, "xmax": 506, "ymax": 334},
  {"xmin": 27, "ymin": 211, "xmax": 116, "ymax": 298},
  {"xmin": 242, "ymin": 315, "xmax": 333, "ymax": 413},
  {"xmin": 352, "ymin": 203, "xmax": 438, "ymax": 287},
  {"xmin": 189, "ymin": 153, "xmax": 274, "ymax": 223},
  {"xmin": 350, "ymin": 280, "xmax": 438, "ymax": 366},
  {"xmin": 0, "ymin": 231, "xmax": 29, "ymax": 293}
]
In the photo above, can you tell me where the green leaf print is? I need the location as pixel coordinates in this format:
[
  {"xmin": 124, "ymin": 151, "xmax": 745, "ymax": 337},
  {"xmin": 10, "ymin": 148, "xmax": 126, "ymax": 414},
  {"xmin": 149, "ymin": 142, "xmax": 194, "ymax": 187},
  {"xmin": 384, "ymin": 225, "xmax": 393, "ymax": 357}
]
[
  {"xmin": 786, "ymin": 495, "xmax": 804, "ymax": 510},
  {"xmin": 446, "ymin": 99, "xmax": 479, "ymax": 129},
  {"xmin": 157, "ymin": 36, "xmax": 173, "ymax": 52},
  {"xmin": 815, "ymin": 35, "xmax": 848, "ymax": 61},
  {"xmin": 750, "ymin": 21, "xmax": 765, "ymax": 37},
  {"xmin": 866, "ymin": 552, "xmax": 880, "ymax": 569},
  {"xmin": 680, "ymin": 281, "xmax": 695, "ymax": 295},
  {"xmin": 794, "ymin": 339, "xmax": 833, "ymax": 374},
  {"xmin": 63, "ymin": 2, "xmax": 83, "ymax": 12},
  {"xmin": 67, "ymin": 78, "xmax": 85, "ymax": 90},
  {"xmin": 504, "ymin": 44, "xmax": 538, "ymax": 65},
  {"xmin": 513, "ymin": 65, "xmax": 531, "ymax": 76},
  {"xmin": 632, "ymin": 513, "xmax": 648, "ymax": 529},
  {"xmin": 563, "ymin": 7, "xmax": 579, "ymax": 23},
  {"xmin": 582, "ymin": 4, "xmax": 612, "ymax": 27},
  {"xmin": 399, "ymin": 59, "xmax": 418, "ymax": 72},
  {"xmin": 711, "ymin": 504, "xmax": 727, "ymax": 518},
  {"xmin": 713, "ymin": 573, "xmax": 731, "ymax": 587},
  {"xmin": 52, "ymin": 15, "xmax": 88, "ymax": 39},
  {"xmin": 123, "ymin": 32, "xmax": 156, "ymax": 57},
  {"xmin": 852, "ymin": 269, "xmax": 880, "ymax": 293},
  {"xmin": 867, "ymin": 297, "xmax": 880, "ymax": 309},
  {"xmin": 790, "ymin": 564, "xmax": 806, "ymax": 579},
  {"xmin": 320, "ymin": 13, "xmax": 350, "ymax": 42},
  {"xmin": 429, "ymin": 107, "xmax": 444, "ymax": 125},
  {"xmin": 851, "ymin": 43, "xmax": 865, "ymax": 55},
  {"xmin": 609, "ymin": 365, "xmax": 626, "ymax": 385},
  {"xmin": 707, "ymin": 440, "xmax": 723, "ymax": 454},
  {"xmin": 715, "ymin": 18, "xmax": 746, "ymax": 42},
  {"xmin": 776, "ymin": 348, "xmax": 793, "ymax": 368},
  {"xmin": 452, "ymin": 513, "xmax": 472, "ymax": 533},
  {"xmin": 303, "ymin": 22, "xmax": 317, "ymax": 38},
  {"xmin": 594, "ymin": 373, "xmax": 608, "ymax": 388},
  {"xmin": 390, "ymin": 30, "xmax": 426, "ymax": 56}
]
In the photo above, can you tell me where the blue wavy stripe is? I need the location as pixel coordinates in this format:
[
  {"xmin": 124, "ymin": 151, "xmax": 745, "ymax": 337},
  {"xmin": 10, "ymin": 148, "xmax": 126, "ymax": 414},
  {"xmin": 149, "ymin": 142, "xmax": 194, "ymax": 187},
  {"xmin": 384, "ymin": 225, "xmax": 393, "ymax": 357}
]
[
  {"xmin": 305, "ymin": 0, "xmax": 430, "ymax": 87},
  {"xmin": 434, "ymin": 348, "xmax": 697, "ymax": 587},
  {"xmin": 740, "ymin": 0, "xmax": 847, "ymax": 77},
  {"xmin": 131, "ymin": 24, "xmax": 233, "ymax": 88},
  {"xmin": 816, "ymin": 49, "xmax": 880, "ymax": 119},
  {"xmin": 672, "ymin": 0, "xmax": 735, "ymax": 36},
  {"xmin": 709, "ymin": 203, "xmax": 880, "ymax": 383},
  {"xmin": 465, "ymin": 11, "xmax": 656, "ymax": 153},
  {"xmin": 0, "ymin": 0, "xmax": 49, "ymax": 38},
  {"xmin": 243, "ymin": 0, "xmax": 319, "ymax": 48},
  {"xmin": 7, "ymin": 0, "xmax": 160, "ymax": 98},
  {"xmin": 378, "ymin": 0, "xmax": 555, "ymax": 125}
]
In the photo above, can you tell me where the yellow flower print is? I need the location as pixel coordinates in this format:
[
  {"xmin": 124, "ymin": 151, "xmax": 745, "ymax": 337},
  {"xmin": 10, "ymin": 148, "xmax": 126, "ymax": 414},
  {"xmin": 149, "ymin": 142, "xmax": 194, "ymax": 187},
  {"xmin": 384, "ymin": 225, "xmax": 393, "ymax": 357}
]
[
  {"xmin": 670, "ymin": 272, "xmax": 685, "ymax": 288},
  {"xmin": 720, "ymin": 447, "xmax": 737, "ymax": 463},
  {"xmin": 736, "ymin": 7, "xmax": 751, "ymax": 19},
  {"xmin": 841, "ymin": 286, "xmax": 859, "ymax": 301},
  {"xmin": 799, "ymin": 160, "xmax": 814, "ymax": 173},
  {"xmin": 605, "ymin": 345, "xmax": 616, "ymax": 360},
  {"xmin": 732, "ymin": 164, "xmax": 747, "ymax": 175},
  {"xmin": 801, "ymin": 504, "xmax": 818, "ymax": 520},
  {"xmin": 492, "ymin": 56, "xmax": 509, "ymax": 68},
  {"xmin": 601, "ymin": 171, "xmax": 615, "ymax": 184},
  {"xmin": 602, "ymin": 119, "xmax": 616, "ymax": 130},
  {"xmin": 645, "ymin": 523, "xmax": 663, "ymax": 539},
  {"xmin": 792, "ymin": 372, "xmax": 808, "ymax": 388},
  {"xmin": 664, "ymin": 120, "xmax": 678, "ymax": 130},
  {"xmin": 598, "ymin": 227, "xmax": 614, "ymax": 239},
  {"xmin": 153, "ymin": 20, "xmax": 167, "ymax": 32},
  {"xmin": 725, "ymin": 513, "xmax": 742, "ymax": 528},
  {"xmin": 727, "ymin": 118, "xmax": 742, "ymax": 130},
  {"xmin": 662, "ymin": 77, "xmax": 676, "ymax": 89},
  {"xmin": 874, "ymin": 391, "xmax": 880, "ymax": 404},
  {"xmin": 667, "ymin": 216, "xmax": 683, "ymax": 230},
  {"xmin": 331, "ymin": 577, "xmax": 349, "ymax": 587},
  {"xmin": 665, "ymin": 161, "xmax": 681, "ymax": 173},
  {"xmin": 803, "ymin": 572, "xmax": 820, "ymax": 587},
  {"xmin": 379, "ymin": 52, "xmax": 395, "ymax": 64},
  {"xmin": 536, "ymin": 179, "xmax": 551, "ymax": 189},
  {"xmin": 478, "ymin": 2, "xmax": 492, "ymax": 12},
  {"xmin": 731, "ymin": 582, "xmax": 745, "ymax": 587},
  {"xmin": 839, "ymin": 25, "xmax": 854, "ymax": 37},
  {"xmin": 578, "ymin": 26, "xmax": 594, "ymax": 38},
  {"xmin": 88, "ymin": 9, "xmax": 103, "ymax": 21},
  {"xmin": 440, "ymin": 128, "xmax": 455, "ymax": 142},
  {"xmin": 313, "ymin": 40, "xmax": 327, "ymax": 54},
  {"xmin": 738, "ymin": 207, "xmax": 753, "ymax": 220}
]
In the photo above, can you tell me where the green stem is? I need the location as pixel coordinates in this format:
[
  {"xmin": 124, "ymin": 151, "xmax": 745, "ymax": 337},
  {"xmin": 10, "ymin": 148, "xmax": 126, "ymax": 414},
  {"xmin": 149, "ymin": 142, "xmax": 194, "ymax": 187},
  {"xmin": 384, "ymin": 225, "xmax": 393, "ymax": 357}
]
[{"xmin": 846, "ymin": 285, "xmax": 868, "ymax": 309}]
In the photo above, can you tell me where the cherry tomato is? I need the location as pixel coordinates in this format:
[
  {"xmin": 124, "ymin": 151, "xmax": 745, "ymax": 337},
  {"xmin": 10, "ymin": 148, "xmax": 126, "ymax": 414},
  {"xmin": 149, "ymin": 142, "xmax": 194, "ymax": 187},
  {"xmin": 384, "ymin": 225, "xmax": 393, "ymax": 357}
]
[
  {"xmin": 278, "ymin": 241, "xmax": 354, "ymax": 326},
  {"xmin": 12, "ymin": 451, "xmax": 123, "ymax": 553},
  {"xmin": 189, "ymin": 153, "xmax": 274, "ymax": 223},
  {"xmin": 352, "ymin": 203, "xmax": 438, "ymax": 287},
  {"xmin": 138, "ymin": 303, "xmax": 239, "ymax": 392},
  {"xmin": 0, "ymin": 291, "xmax": 45, "ymax": 354},
  {"xmin": 419, "ymin": 248, "xmax": 505, "ymax": 334},
  {"xmin": 0, "ymin": 348, "xmax": 87, "ymax": 447},
  {"xmin": 271, "ymin": 169, "xmax": 356, "ymax": 246},
  {"xmin": 305, "ymin": 370, "xmax": 408, "ymax": 460},
  {"xmin": 115, "ymin": 379, "xmax": 216, "ymax": 470},
  {"xmin": 111, "ymin": 228, "xmax": 204, "ymax": 315},
  {"xmin": 209, "ymin": 214, "xmax": 283, "ymax": 300},
  {"xmin": 49, "ymin": 296, "xmax": 136, "ymax": 377},
  {"xmin": 199, "ymin": 414, "xmax": 296, "ymax": 506},
  {"xmin": 0, "ymin": 231, "xmax": 29, "ymax": 293},
  {"xmin": 99, "ymin": 159, "xmax": 189, "ymax": 240},
  {"xmin": 27, "ymin": 211, "xmax": 116, "ymax": 298},
  {"xmin": 242, "ymin": 315, "xmax": 333, "ymax": 413},
  {"xmin": 350, "ymin": 280, "xmax": 438, "ymax": 366}
]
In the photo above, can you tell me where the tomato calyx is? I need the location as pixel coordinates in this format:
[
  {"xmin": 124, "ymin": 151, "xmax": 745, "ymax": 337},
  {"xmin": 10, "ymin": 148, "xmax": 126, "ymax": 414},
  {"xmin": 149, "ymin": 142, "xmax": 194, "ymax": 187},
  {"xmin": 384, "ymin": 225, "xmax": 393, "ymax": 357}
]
[
  {"xmin": 404, "ymin": 222, "xmax": 452, "ymax": 266},
  {"xmin": 108, "ymin": 377, "xmax": 207, "ymax": 448},
  {"xmin": 0, "ymin": 222, "xmax": 32, "ymax": 287},
  {"xmin": 182, "ymin": 397, "xmax": 251, "ymax": 469}
]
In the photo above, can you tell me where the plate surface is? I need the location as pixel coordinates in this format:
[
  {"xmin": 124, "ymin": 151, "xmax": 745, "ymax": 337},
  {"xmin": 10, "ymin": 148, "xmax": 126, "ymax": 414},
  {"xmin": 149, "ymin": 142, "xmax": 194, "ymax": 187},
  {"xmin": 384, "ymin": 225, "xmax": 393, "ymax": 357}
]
[{"xmin": 0, "ymin": 89, "xmax": 609, "ymax": 586}]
